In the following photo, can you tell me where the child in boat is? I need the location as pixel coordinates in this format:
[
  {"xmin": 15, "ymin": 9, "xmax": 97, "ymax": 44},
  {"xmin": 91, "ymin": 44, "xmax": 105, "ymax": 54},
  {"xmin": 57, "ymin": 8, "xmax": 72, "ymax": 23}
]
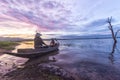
[{"xmin": 50, "ymin": 38, "xmax": 56, "ymax": 47}]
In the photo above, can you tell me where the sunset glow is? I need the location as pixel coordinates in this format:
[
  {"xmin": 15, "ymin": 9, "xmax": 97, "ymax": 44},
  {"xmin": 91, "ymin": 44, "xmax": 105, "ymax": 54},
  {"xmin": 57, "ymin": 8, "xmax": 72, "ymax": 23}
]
[{"xmin": 0, "ymin": 0, "xmax": 120, "ymax": 36}]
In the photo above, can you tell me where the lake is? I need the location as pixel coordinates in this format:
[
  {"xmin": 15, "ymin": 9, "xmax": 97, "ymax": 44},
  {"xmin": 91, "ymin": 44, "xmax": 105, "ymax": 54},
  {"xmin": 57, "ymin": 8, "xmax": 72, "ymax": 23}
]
[{"xmin": 1, "ymin": 38, "xmax": 120, "ymax": 80}]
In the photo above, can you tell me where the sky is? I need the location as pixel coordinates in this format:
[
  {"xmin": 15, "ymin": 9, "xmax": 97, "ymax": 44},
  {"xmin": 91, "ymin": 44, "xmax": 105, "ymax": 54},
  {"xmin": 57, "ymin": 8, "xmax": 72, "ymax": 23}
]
[{"xmin": 0, "ymin": 0, "xmax": 120, "ymax": 36}]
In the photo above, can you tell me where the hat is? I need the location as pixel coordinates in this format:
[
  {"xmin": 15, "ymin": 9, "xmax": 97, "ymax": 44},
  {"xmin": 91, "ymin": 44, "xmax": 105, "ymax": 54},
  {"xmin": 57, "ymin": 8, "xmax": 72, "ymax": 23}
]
[{"xmin": 35, "ymin": 33, "xmax": 42, "ymax": 37}]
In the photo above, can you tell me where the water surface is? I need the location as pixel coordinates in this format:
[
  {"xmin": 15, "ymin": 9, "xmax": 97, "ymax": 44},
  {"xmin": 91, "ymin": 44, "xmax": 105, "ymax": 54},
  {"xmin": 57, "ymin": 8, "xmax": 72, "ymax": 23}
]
[{"xmin": 1, "ymin": 38, "xmax": 120, "ymax": 80}]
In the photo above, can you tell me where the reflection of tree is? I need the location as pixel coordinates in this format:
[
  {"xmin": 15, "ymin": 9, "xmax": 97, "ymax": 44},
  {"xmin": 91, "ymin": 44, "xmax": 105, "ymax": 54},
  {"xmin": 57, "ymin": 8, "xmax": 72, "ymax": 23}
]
[
  {"xmin": 108, "ymin": 41, "xmax": 116, "ymax": 64},
  {"xmin": 109, "ymin": 51, "xmax": 114, "ymax": 64},
  {"xmin": 108, "ymin": 39, "xmax": 120, "ymax": 64},
  {"xmin": 116, "ymin": 47, "xmax": 120, "ymax": 53}
]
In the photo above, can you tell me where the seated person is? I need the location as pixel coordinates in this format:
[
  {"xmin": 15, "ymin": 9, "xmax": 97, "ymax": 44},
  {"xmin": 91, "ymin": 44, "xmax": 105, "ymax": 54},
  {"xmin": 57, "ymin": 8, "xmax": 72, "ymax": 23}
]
[
  {"xmin": 34, "ymin": 33, "xmax": 47, "ymax": 49},
  {"xmin": 50, "ymin": 38, "xmax": 56, "ymax": 47}
]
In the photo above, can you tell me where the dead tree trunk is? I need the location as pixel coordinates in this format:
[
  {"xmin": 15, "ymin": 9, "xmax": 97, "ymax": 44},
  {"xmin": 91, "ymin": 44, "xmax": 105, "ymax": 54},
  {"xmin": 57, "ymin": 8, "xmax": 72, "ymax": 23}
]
[{"xmin": 107, "ymin": 17, "xmax": 117, "ymax": 53}]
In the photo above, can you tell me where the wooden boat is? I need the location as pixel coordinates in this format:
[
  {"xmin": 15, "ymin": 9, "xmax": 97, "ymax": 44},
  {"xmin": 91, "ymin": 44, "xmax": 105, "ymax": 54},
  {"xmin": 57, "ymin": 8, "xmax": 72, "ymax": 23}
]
[{"xmin": 3, "ymin": 44, "xmax": 59, "ymax": 58}]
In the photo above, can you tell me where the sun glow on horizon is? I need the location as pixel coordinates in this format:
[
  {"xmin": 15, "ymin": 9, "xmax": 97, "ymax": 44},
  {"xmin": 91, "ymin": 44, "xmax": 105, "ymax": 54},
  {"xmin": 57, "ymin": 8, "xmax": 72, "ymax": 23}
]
[
  {"xmin": 0, "ymin": 0, "xmax": 120, "ymax": 36},
  {"xmin": 0, "ymin": 21, "xmax": 38, "ymax": 36}
]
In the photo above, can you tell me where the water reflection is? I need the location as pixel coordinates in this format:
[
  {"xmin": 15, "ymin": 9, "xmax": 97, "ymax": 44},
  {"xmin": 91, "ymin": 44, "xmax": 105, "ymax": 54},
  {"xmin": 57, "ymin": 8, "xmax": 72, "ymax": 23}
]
[
  {"xmin": 25, "ymin": 51, "xmax": 59, "ymax": 66},
  {"xmin": 12, "ymin": 41, "xmax": 34, "ymax": 53},
  {"xmin": 109, "ymin": 39, "xmax": 120, "ymax": 64},
  {"xmin": 108, "ymin": 53, "xmax": 114, "ymax": 64},
  {"xmin": 108, "ymin": 42, "xmax": 116, "ymax": 64},
  {"xmin": 59, "ymin": 39, "xmax": 120, "ymax": 65},
  {"xmin": 13, "ymin": 39, "xmax": 120, "ymax": 68},
  {"xmin": 2, "ymin": 39, "xmax": 120, "ymax": 80}
]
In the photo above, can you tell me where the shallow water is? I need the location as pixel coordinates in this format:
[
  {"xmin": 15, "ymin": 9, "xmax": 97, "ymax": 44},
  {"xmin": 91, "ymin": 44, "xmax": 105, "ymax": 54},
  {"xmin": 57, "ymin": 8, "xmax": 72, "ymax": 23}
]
[
  {"xmin": 1, "ymin": 38, "xmax": 120, "ymax": 80},
  {"xmin": 52, "ymin": 38, "xmax": 120, "ymax": 80}
]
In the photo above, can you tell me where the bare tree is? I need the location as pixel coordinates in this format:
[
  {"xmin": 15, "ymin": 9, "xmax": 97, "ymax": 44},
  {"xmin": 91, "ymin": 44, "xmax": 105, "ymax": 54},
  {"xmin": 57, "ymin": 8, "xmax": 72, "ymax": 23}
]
[
  {"xmin": 107, "ymin": 17, "xmax": 117, "ymax": 43},
  {"xmin": 107, "ymin": 17, "xmax": 117, "ymax": 54},
  {"xmin": 107, "ymin": 17, "xmax": 120, "ymax": 64}
]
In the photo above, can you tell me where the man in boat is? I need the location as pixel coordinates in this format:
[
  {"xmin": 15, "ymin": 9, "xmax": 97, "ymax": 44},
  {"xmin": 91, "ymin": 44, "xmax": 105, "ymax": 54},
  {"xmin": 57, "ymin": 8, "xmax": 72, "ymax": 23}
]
[{"xmin": 34, "ymin": 33, "xmax": 47, "ymax": 49}]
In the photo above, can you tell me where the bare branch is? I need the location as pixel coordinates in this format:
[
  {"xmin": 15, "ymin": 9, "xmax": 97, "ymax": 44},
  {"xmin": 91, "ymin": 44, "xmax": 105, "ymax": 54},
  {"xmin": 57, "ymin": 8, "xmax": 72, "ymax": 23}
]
[
  {"xmin": 115, "ymin": 29, "xmax": 120, "ymax": 37},
  {"xmin": 107, "ymin": 18, "xmax": 110, "ymax": 23},
  {"xmin": 108, "ymin": 26, "xmax": 112, "ymax": 30},
  {"xmin": 110, "ymin": 16, "xmax": 112, "ymax": 22}
]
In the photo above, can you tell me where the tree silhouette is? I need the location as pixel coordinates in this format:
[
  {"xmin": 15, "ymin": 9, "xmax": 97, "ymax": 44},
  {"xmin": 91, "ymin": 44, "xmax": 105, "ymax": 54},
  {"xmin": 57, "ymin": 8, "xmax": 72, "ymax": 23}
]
[
  {"xmin": 107, "ymin": 17, "xmax": 117, "ymax": 53},
  {"xmin": 107, "ymin": 17, "xmax": 120, "ymax": 64}
]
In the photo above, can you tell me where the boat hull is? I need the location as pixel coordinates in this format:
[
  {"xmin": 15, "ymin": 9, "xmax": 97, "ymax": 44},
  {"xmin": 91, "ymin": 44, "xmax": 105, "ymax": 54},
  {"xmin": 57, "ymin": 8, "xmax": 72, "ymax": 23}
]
[{"xmin": 4, "ymin": 44, "xmax": 59, "ymax": 58}]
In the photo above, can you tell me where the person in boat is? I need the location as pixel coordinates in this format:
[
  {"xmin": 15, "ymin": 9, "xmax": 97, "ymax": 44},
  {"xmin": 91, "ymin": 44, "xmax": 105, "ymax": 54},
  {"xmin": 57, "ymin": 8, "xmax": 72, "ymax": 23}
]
[
  {"xmin": 50, "ymin": 38, "xmax": 58, "ymax": 47},
  {"xmin": 34, "ymin": 33, "xmax": 47, "ymax": 49},
  {"xmin": 50, "ymin": 38, "xmax": 56, "ymax": 47}
]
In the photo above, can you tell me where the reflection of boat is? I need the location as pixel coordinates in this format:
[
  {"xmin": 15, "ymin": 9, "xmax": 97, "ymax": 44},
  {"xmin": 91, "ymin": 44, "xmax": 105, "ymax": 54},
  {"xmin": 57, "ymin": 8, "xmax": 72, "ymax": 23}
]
[
  {"xmin": 25, "ymin": 51, "xmax": 59, "ymax": 66},
  {"xmin": 3, "ymin": 44, "xmax": 59, "ymax": 58}
]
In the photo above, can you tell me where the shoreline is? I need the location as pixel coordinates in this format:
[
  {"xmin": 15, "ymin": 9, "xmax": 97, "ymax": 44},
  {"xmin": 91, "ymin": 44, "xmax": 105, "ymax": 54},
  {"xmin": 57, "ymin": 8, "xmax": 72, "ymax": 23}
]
[
  {"xmin": 0, "ymin": 41, "xmax": 76, "ymax": 80},
  {"xmin": 1, "ymin": 40, "xmax": 120, "ymax": 80},
  {"xmin": 3, "ymin": 63, "xmax": 75, "ymax": 80},
  {"xmin": 0, "ymin": 49, "xmax": 7, "ymax": 56}
]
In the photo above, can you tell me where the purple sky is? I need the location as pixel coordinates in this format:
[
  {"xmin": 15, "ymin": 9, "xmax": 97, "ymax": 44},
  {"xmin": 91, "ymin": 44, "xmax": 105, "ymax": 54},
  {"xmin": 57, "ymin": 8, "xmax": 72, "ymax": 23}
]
[{"xmin": 0, "ymin": 0, "xmax": 120, "ymax": 35}]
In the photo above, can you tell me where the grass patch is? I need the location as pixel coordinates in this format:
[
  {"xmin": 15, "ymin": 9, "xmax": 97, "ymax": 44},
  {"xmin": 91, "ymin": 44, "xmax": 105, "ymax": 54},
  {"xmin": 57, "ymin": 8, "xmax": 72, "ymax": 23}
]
[{"xmin": 0, "ymin": 41, "xmax": 19, "ymax": 50}]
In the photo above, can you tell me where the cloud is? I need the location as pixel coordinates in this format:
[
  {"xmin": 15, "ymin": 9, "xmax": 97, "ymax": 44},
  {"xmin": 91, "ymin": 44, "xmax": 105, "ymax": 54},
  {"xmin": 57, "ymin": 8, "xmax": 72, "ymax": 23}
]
[
  {"xmin": 0, "ymin": 0, "xmax": 120, "ymax": 35},
  {"xmin": 0, "ymin": 0, "xmax": 73, "ymax": 31},
  {"xmin": 85, "ymin": 19, "xmax": 108, "ymax": 28},
  {"xmin": 42, "ymin": 1, "xmax": 63, "ymax": 9}
]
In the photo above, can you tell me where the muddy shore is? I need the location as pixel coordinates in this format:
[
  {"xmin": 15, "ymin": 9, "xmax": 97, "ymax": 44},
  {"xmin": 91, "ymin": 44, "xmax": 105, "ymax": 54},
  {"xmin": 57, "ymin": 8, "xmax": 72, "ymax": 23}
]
[
  {"xmin": 0, "ymin": 54, "xmax": 76, "ymax": 80},
  {"xmin": 0, "ymin": 43, "xmax": 76, "ymax": 80}
]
